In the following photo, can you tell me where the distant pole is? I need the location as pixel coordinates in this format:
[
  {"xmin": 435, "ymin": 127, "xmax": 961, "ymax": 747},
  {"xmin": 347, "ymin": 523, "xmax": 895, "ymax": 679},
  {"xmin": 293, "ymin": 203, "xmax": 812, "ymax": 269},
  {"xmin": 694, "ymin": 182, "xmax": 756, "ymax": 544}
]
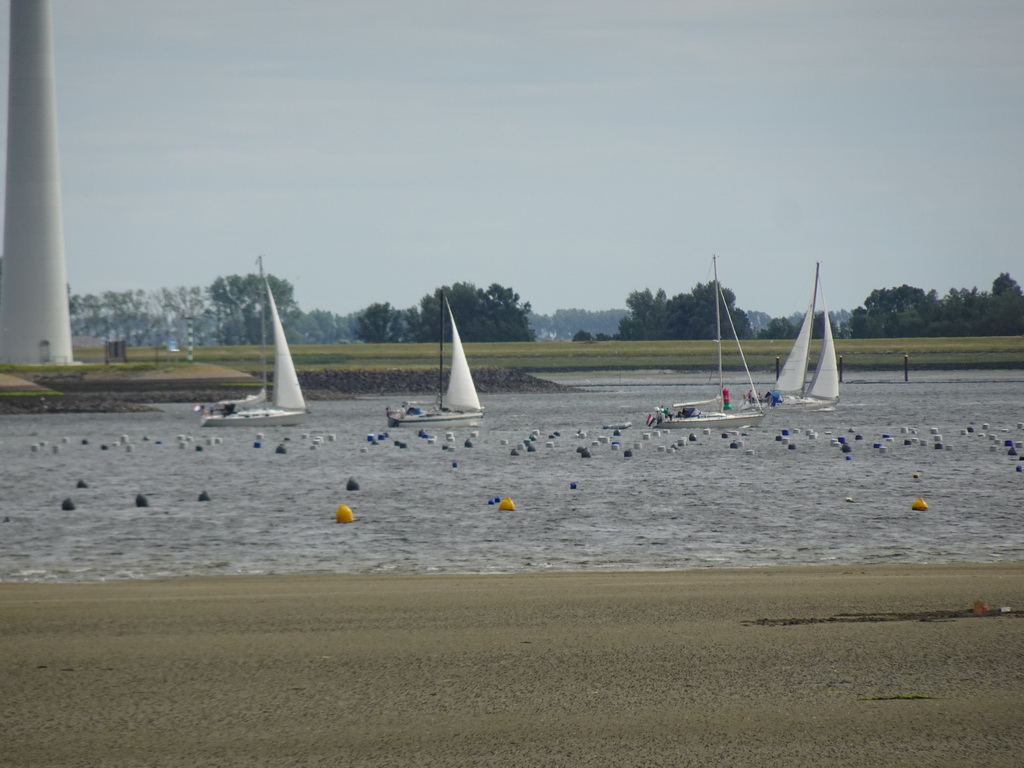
[
  {"xmin": 187, "ymin": 317, "xmax": 194, "ymax": 363},
  {"xmin": 775, "ymin": 356, "xmax": 780, "ymax": 382},
  {"xmin": 903, "ymin": 354, "xmax": 909, "ymax": 383},
  {"xmin": 838, "ymin": 355, "xmax": 844, "ymax": 383}
]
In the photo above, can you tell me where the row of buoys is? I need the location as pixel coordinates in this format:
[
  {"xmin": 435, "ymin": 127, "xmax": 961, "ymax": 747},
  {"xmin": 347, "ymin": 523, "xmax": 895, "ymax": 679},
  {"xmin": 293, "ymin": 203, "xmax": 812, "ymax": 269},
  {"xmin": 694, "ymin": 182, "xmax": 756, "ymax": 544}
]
[{"xmin": 57, "ymin": 490, "xmax": 211, "ymax": 510}]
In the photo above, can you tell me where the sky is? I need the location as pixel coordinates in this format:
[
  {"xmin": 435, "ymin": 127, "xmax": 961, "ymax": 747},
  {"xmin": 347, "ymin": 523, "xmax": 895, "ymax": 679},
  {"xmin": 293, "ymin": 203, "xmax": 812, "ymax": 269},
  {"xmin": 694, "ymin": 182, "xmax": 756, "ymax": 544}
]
[{"xmin": 2, "ymin": 0, "xmax": 1022, "ymax": 318}]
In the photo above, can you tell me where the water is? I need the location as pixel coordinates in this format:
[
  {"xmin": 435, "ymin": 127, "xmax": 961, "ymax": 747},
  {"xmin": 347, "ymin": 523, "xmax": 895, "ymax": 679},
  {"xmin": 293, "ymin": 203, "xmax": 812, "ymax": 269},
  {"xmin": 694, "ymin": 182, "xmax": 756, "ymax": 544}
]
[{"xmin": 1, "ymin": 373, "xmax": 1022, "ymax": 582}]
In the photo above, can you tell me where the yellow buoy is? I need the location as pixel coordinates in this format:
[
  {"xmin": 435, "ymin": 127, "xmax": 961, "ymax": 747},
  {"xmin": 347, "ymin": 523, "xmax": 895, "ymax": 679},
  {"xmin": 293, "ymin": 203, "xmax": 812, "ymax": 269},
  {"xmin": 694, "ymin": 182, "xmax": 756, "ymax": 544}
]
[
  {"xmin": 844, "ymin": 497, "xmax": 854, "ymax": 503},
  {"xmin": 911, "ymin": 497, "xmax": 928, "ymax": 511},
  {"xmin": 335, "ymin": 504, "xmax": 355, "ymax": 523},
  {"xmin": 498, "ymin": 496, "xmax": 516, "ymax": 511}
]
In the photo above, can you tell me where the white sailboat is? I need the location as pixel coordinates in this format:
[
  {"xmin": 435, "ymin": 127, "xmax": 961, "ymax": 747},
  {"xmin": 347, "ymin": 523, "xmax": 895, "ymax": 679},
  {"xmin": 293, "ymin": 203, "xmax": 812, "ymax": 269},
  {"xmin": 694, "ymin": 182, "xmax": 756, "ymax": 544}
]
[
  {"xmin": 201, "ymin": 267, "xmax": 308, "ymax": 427},
  {"xmin": 651, "ymin": 257, "xmax": 765, "ymax": 430},
  {"xmin": 386, "ymin": 295, "xmax": 483, "ymax": 428},
  {"xmin": 768, "ymin": 263, "xmax": 839, "ymax": 409}
]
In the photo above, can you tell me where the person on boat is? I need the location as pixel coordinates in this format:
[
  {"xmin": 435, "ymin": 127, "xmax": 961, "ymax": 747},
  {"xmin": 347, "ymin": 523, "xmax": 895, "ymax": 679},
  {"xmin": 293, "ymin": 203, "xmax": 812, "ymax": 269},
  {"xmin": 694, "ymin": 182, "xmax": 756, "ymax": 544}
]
[{"xmin": 222, "ymin": 402, "xmax": 236, "ymax": 415}]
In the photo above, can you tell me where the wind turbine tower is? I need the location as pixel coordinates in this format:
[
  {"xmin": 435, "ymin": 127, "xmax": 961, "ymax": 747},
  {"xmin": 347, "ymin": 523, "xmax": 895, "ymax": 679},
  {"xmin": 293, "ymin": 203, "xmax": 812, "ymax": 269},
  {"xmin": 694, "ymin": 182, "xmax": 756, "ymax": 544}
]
[{"xmin": 0, "ymin": 0, "xmax": 74, "ymax": 364}]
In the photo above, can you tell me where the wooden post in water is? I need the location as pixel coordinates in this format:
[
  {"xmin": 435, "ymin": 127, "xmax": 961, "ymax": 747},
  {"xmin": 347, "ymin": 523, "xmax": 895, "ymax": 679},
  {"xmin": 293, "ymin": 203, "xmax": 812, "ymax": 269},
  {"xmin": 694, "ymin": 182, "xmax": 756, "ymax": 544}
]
[
  {"xmin": 775, "ymin": 356, "xmax": 780, "ymax": 381},
  {"xmin": 904, "ymin": 354, "xmax": 909, "ymax": 382},
  {"xmin": 838, "ymin": 355, "xmax": 843, "ymax": 383}
]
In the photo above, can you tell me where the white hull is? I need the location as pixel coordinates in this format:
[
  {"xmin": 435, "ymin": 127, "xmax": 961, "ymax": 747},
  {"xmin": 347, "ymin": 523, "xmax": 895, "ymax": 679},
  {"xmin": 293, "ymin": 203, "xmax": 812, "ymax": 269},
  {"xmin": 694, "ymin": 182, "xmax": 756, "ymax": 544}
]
[
  {"xmin": 387, "ymin": 409, "xmax": 483, "ymax": 428},
  {"xmin": 769, "ymin": 395, "xmax": 837, "ymax": 411},
  {"xmin": 201, "ymin": 408, "xmax": 308, "ymax": 427},
  {"xmin": 655, "ymin": 411, "xmax": 766, "ymax": 429}
]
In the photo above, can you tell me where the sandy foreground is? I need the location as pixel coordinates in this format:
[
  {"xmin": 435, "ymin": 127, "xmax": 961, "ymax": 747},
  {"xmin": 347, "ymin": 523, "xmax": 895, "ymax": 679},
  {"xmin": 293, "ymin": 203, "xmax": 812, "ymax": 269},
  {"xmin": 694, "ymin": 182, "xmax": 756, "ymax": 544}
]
[{"xmin": 2, "ymin": 564, "xmax": 1023, "ymax": 767}]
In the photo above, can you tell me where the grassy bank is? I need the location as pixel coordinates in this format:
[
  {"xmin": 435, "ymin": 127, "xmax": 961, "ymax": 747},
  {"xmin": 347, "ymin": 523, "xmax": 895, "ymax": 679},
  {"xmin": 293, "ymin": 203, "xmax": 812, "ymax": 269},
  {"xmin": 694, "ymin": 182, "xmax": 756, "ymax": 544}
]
[{"xmin": 49, "ymin": 335, "xmax": 1024, "ymax": 374}]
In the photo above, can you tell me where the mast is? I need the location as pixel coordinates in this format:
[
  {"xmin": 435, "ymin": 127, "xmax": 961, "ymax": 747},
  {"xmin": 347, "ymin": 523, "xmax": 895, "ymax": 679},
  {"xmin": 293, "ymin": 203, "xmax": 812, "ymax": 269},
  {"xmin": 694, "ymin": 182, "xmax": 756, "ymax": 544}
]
[
  {"xmin": 257, "ymin": 255, "xmax": 267, "ymax": 391},
  {"xmin": 438, "ymin": 291, "xmax": 445, "ymax": 409},
  {"xmin": 804, "ymin": 262, "xmax": 821, "ymax": 395},
  {"xmin": 713, "ymin": 256, "xmax": 723, "ymax": 394}
]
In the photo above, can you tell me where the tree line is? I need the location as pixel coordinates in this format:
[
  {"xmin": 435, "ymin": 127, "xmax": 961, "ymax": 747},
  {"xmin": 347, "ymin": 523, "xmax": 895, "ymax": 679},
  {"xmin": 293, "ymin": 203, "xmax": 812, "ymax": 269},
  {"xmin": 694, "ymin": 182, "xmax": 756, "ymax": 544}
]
[{"xmin": 1, "ymin": 259, "xmax": 1019, "ymax": 346}]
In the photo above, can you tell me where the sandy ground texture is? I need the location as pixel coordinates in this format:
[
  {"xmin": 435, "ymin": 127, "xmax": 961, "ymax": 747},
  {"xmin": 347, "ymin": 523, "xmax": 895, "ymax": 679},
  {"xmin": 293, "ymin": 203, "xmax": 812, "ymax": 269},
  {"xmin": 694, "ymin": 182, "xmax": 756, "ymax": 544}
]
[{"xmin": 2, "ymin": 564, "xmax": 1023, "ymax": 767}]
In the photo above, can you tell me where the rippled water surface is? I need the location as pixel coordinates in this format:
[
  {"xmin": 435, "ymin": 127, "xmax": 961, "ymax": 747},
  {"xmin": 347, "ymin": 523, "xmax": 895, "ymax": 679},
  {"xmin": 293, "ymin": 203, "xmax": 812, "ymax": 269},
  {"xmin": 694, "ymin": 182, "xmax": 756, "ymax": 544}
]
[{"xmin": 2, "ymin": 373, "xmax": 1022, "ymax": 581}]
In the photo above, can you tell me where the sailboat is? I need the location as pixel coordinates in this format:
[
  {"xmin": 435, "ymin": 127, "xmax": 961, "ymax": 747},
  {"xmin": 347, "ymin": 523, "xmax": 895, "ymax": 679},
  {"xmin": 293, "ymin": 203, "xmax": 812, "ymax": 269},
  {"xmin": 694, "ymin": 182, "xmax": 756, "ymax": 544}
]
[
  {"xmin": 649, "ymin": 257, "xmax": 765, "ymax": 430},
  {"xmin": 768, "ymin": 263, "xmax": 839, "ymax": 409},
  {"xmin": 201, "ymin": 265, "xmax": 308, "ymax": 427},
  {"xmin": 386, "ymin": 294, "xmax": 483, "ymax": 428}
]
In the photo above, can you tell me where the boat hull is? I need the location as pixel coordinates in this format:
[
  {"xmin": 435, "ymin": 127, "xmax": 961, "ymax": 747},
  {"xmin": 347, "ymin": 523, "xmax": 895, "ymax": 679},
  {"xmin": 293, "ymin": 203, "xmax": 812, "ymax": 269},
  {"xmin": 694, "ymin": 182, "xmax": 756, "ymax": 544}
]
[
  {"xmin": 200, "ymin": 408, "xmax": 308, "ymax": 427},
  {"xmin": 654, "ymin": 411, "xmax": 766, "ymax": 429},
  {"xmin": 387, "ymin": 410, "xmax": 483, "ymax": 428},
  {"xmin": 770, "ymin": 396, "xmax": 838, "ymax": 411}
]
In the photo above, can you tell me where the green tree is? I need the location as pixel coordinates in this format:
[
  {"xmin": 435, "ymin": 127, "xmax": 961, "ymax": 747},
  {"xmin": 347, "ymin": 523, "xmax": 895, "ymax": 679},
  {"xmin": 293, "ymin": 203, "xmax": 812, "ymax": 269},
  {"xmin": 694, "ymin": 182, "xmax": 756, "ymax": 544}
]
[
  {"xmin": 355, "ymin": 302, "xmax": 405, "ymax": 343},
  {"xmin": 404, "ymin": 282, "xmax": 534, "ymax": 343},
  {"xmin": 617, "ymin": 289, "xmax": 669, "ymax": 340},
  {"xmin": 207, "ymin": 273, "xmax": 297, "ymax": 345}
]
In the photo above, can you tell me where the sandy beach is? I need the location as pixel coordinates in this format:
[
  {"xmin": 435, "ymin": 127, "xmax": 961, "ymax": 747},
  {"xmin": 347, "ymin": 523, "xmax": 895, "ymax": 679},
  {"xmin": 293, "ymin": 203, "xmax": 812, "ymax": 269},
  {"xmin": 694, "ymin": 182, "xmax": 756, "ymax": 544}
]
[{"xmin": 2, "ymin": 564, "xmax": 1022, "ymax": 767}]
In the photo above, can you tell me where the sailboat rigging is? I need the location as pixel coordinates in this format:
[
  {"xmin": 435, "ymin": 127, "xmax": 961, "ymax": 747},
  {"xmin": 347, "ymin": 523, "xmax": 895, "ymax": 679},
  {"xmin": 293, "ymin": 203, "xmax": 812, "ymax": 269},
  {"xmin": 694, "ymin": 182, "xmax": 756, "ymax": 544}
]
[
  {"xmin": 201, "ymin": 258, "xmax": 308, "ymax": 427},
  {"xmin": 386, "ymin": 293, "xmax": 484, "ymax": 427},
  {"xmin": 767, "ymin": 263, "xmax": 839, "ymax": 409},
  {"xmin": 649, "ymin": 257, "xmax": 765, "ymax": 429}
]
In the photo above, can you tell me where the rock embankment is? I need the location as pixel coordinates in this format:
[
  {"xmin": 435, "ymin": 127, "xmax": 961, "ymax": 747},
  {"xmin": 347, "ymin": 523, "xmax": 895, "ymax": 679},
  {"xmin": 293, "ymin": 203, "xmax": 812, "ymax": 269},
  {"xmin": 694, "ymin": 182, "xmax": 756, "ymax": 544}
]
[
  {"xmin": 0, "ymin": 368, "xmax": 578, "ymax": 414},
  {"xmin": 298, "ymin": 368, "xmax": 578, "ymax": 398}
]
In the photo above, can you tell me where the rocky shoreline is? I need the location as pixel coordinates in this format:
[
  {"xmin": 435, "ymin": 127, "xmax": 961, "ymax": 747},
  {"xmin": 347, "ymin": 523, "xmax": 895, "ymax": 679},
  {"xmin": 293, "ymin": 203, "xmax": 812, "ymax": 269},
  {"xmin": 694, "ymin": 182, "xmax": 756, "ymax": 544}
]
[{"xmin": 0, "ymin": 368, "xmax": 579, "ymax": 415}]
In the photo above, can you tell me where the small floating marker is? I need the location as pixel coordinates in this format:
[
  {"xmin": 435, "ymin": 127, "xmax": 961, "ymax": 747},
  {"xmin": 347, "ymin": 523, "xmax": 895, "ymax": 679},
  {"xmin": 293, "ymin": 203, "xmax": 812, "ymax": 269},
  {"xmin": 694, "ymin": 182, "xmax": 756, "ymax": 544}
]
[
  {"xmin": 934, "ymin": 443, "xmax": 943, "ymax": 450},
  {"xmin": 498, "ymin": 496, "xmax": 515, "ymax": 511},
  {"xmin": 972, "ymin": 600, "xmax": 987, "ymax": 615},
  {"xmin": 1009, "ymin": 447, "xmax": 1019, "ymax": 456},
  {"xmin": 613, "ymin": 429, "xmax": 621, "ymax": 436},
  {"xmin": 464, "ymin": 439, "xmax": 473, "ymax": 448},
  {"xmin": 527, "ymin": 443, "xmax": 537, "ymax": 453},
  {"xmin": 124, "ymin": 444, "xmax": 134, "ymax": 453},
  {"xmin": 844, "ymin": 497, "xmax": 854, "ymax": 503},
  {"xmin": 781, "ymin": 429, "xmax": 790, "ymax": 436},
  {"xmin": 787, "ymin": 443, "xmax": 796, "ymax": 450},
  {"xmin": 841, "ymin": 444, "xmax": 852, "ymax": 454},
  {"xmin": 844, "ymin": 455, "xmax": 852, "ymax": 461},
  {"xmin": 76, "ymin": 480, "xmax": 88, "ymax": 488},
  {"xmin": 197, "ymin": 490, "xmax": 211, "ymax": 502},
  {"xmin": 101, "ymin": 445, "xmax": 109, "ymax": 451},
  {"xmin": 335, "ymin": 504, "xmax": 354, "ymax": 523},
  {"xmin": 854, "ymin": 435, "xmax": 863, "ymax": 441},
  {"xmin": 135, "ymin": 494, "xmax": 149, "ymax": 508},
  {"xmin": 81, "ymin": 439, "xmax": 88, "ymax": 445},
  {"xmin": 195, "ymin": 445, "xmax": 203, "ymax": 452},
  {"xmin": 276, "ymin": 444, "xmax": 287, "ymax": 454},
  {"xmin": 346, "ymin": 478, "xmax": 360, "ymax": 491},
  {"xmin": 744, "ymin": 448, "xmax": 755, "ymax": 456},
  {"xmin": 911, "ymin": 497, "xmax": 928, "ymax": 511},
  {"xmin": 570, "ymin": 482, "xmax": 577, "ymax": 489},
  {"xmin": 912, "ymin": 473, "xmax": 920, "ymax": 479},
  {"xmin": 688, "ymin": 433, "xmax": 697, "ymax": 442},
  {"xmin": 729, "ymin": 441, "xmax": 739, "ymax": 449},
  {"xmin": 1016, "ymin": 465, "xmax": 1022, "ymax": 472},
  {"xmin": 623, "ymin": 449, "xmax": 633, "ymax": 458},
  {"xmin": 488, "ymin": 498, "xmax": 496, "ymax": 505},
  {"xmin": 510, "ymin": 448, "xmax": 520, "ymax": 456},
  {"xmin": 580, "ymin": 448, "xmax": 592, "ymax": 458},
  {"xmin": 253, "ymin": 441, "xmax": 262, "ymax": 448},
  {"xmin": 61, "ymin": 497, "xmax": 76, "ymax": 511},
  {"xmin": 451, "ymin": 460, "xmax": 458, "ymax": 468}
]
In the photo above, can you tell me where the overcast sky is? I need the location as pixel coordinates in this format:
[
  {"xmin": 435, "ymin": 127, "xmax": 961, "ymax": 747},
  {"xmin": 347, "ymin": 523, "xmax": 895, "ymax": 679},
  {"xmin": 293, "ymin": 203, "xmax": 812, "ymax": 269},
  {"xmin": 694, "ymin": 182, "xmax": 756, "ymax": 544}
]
[{"xmin": 2, "ymin": 0, "xmax": 1022, "ymax": 318}]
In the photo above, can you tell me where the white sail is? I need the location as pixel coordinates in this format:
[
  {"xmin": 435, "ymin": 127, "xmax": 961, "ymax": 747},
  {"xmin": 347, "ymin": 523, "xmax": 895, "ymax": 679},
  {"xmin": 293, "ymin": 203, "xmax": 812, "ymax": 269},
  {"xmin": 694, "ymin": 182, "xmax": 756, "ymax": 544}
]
[
  {"xmin": 445, "ymin": 303, "xmax": 481, "ymax": 411},
  {"xmin": 266, "ymin": 283, "xmax": 306, "ymax": 412},
  {"xmin": 805, "ymin": 290, "xmax": 839, "ymax": 401},
  {"xmin": 775, "ymin": 265, "xmax": 818, "ymax": 393}
]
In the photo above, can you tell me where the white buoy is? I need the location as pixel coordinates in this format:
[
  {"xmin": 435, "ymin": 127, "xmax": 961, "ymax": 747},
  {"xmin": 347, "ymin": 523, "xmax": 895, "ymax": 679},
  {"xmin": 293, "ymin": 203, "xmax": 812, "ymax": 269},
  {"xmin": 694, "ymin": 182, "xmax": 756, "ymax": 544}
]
[{"xmin": 745, "ymin": 449, "xmax": 755, "ymax": 456}]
